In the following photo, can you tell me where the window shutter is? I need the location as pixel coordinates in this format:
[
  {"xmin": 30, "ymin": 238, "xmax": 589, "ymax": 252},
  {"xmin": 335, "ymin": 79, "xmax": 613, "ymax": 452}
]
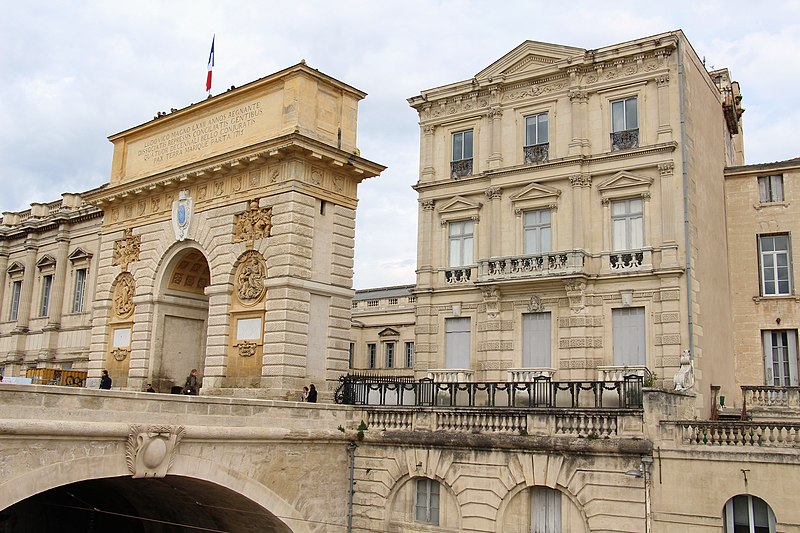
[
  {"xmin": 762, "ymin": 331, "xmax": 774, "ymax": 385},
  {"xmin": 788, "ymin": 330, "xmax": 798, "ymax": 387}
]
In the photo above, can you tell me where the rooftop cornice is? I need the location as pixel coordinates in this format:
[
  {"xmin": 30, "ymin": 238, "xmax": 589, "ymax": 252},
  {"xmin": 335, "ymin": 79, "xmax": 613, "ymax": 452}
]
[
  {"xmin": 84, "ymin": 132, "xmax": 386, "ymax": 207},
  {"xmin": 725, "ymin": 159, "xmax": 800, "ymax": 176}
]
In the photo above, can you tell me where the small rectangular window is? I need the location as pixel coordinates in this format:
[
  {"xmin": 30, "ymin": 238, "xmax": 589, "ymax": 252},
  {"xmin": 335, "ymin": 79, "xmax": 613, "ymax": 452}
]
[
  {"xmin": 385, "ymin": 342, "xmax": 395, "ymax": 368},
  {"xmin": 40, "ymin": 274, "xmax": 53, "ymax": 317},
  {"xmin": 758, "ymin": 175, "xmax": 784, "ymax": 203},
  {"xmin": 611, "ymin": 199, "xmax": 644, "ymax": 251},
  {"xmin": 759, "ymin": 234, "xmax": 792, "ymax": 296},
  {"xmin": 405, "ymin": 342, "xmax": 414, "ymax": 368},
  {"xmin": 449, "ymin": 220, "xmax": 474, "ymax": 267},
  {"xmin": 73, "ymin": 268, "xmax": 87, "ymax": 313},
  {"xmin": 452, "ymin": 130, "xmax": 473, "ymax": 162},
  {"xmin": 525, "ymin": 112, "xmax": 549, "ymax": 146},
  {"xmin": 368, "ymin": 343, "xmax": 376, "ymax": 369},
  {"xmin": 9, "ymin": 280, "xmax": 22, "ymax": 321},
  {"xmin": 763, "ymin": 330, "xmax": 798, "ymax": 386},
  {"xmin": 445, "ymin": 317, "xmax": 471, "ymax": 369},
  {"xmin": 523, "ymin": 209, "xmax": 552, "ymax": 255},
  {"xmin": 348, "ymin": 342, "xmax": 355, "ymax": 369},
  {"xmin": 613, "ymin": 307, "xmax": 646, "ymax": 366},
  {"xmin": 611, "ymin": 96, "xmax": 638, "ymax": 132}
]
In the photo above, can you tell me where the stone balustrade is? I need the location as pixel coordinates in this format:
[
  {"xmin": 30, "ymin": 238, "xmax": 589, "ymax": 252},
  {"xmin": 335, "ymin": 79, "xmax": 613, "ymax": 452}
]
[
  {"xmin": 507, "ymin": 368, "xmax": 556, "ymax": 382},
  {"xmin": 366, "ymin": 408, "xmax": 642, "ymax": 438},
  {"xmin": 603, "ymin": 248, "xmax": 652, "ymax": 273},
  {"xmin": 427, "ymin": 369, "xmax": 474, "ymax": 382},
  {"xmin": 675, "ymin": 421, "xmax": 800, "ymax": 447},
  {"xmin": 742, "ymin": 386, "xmax": 800, "ymax": 409},
  {"xmin": 597, "ymin": 366, "xmax": 649, "ymax": 382},
  {"xmin": 477, "ymin": 250, "xmax": 586, "ymax": 282},
  {"xmin": 444, "ymin": 267, "xmax": 472, "ymax": 284}
]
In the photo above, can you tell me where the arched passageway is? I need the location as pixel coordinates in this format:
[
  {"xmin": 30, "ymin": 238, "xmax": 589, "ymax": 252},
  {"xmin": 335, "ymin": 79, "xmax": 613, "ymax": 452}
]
[{"xmin": 0, "ymin": 475, "xmax": 293, "ymax": 533}]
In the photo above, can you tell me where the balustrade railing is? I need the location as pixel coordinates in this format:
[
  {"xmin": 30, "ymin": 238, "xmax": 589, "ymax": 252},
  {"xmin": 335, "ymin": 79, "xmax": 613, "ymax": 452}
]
[
  {"xmin": 677, "ymin": 421, "xmax": 800, "ymax": 447},
  {"xmin": 427, "ymin": 369, "xmax": 474, "ymax": 383},
  {"xmin": 336, "ymin": 375, "xmax": 643, "ymax": 409},
  {"xmin": 597, "ymin": 366, "xmax": 649, "ymax": 382},
  {"xmin": 444, "ymin": 267, "xmax": 472, "ymax": 284},
  {"xmin": 478, "ymin": 250, "xmax": 586, "ymax": 282},
  {"xmin": 742, "ymin": 386, "xmax": 800, "ymax": 409},
  {"xmin": 508, "ymin": 368, "xmax": 556, "ymax": 382},
  {"xmin": 365, "ymin": 408, "xmax": 631, "ymax": 437}
]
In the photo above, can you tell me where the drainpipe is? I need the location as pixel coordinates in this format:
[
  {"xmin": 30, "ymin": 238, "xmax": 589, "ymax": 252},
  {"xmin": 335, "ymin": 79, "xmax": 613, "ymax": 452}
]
[
  {"xmin": 676, "ymin": 34, "xmax": 695, "ymax": 362},
  {"xmin": 347, "ymin": 441, "xmax": 357, "ymax": 533},
  {"xmin": 643, "ymin": 456, "xmax": 654, "ymax": 533}
]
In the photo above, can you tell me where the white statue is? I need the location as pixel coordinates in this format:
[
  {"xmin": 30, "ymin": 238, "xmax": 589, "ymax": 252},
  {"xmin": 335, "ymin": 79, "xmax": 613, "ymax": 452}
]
[{"xmin": 673, "ymin": 349, "xmax": 694, "ymax": 392}]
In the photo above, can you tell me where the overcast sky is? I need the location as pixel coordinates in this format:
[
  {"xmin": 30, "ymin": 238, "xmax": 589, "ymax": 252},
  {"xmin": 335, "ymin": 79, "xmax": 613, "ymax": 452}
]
[{"xmin": 2, "ymin": 1, "xmax": 799, "ymax": 288}]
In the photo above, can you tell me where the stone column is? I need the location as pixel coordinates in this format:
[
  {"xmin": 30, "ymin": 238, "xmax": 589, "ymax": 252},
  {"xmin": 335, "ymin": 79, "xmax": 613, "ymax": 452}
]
[
  {"xmin": 487, "ymin": 108, "xmax": 503, "ymax": 169},
  {"xmin": 45, "ymin": 227, "xmax": 70, "ymax": 329},
  {"xmin": 485, "ymin": 187, "xmax": 502, "ymax": 258},
  {"xmin": 569, "ymin": 174, "xmax": 591, "ymax": 251},
  {"xmin": 655, "ymin": 74, "xmax": 672, "ymax": 143},
  {"xmin": 658, "ymin": 162, "xmax": 679, "ymax": 268},
  {"xmin": 14, "ymin": 238, "xmax": 38, "ymax": 333},
  {"xmin": 0, "ymin": 245, "xmax": 8, "ymax": 319},
  {"xmin": 417, "ymin": 199, "xmax": 436, "ymax": 289},
  {"xmin": 568, "ymin": 90, "xmax": 590, "ymax": 155},
  {"xmin": 420, "ymin": 125, "xmax": 436, "ymax": 181}
]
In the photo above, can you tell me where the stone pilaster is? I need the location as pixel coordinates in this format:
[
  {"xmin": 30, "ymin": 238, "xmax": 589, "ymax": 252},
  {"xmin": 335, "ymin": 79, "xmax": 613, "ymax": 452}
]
[
  {"xmin": 416, "ymin": 199, "xmax": 436, "ymax": 289},
  {"xmin": 487, "ymin": 108, "xmax": 503, "ymax": 169},
  {"xmin": 485, "ymin": 187, "xmax": 502, "ymax": 258},
  {"xmin": 13, "ymin": 239, "xmax": 38, "ymax": 334},
  {"xmin": 420, "ymin": 125, "xmax": 436, "ymax": 181},
  {"xmin": 568, "ymin": 90, "xmax": 590, "ymax": 155},
  {"xmin": 569, "ymin": 174, "xmax": 592, "ymax": 250},
  {"xmin": 655, "ymin": 74, "xmax": 673, "ymax": 142}
]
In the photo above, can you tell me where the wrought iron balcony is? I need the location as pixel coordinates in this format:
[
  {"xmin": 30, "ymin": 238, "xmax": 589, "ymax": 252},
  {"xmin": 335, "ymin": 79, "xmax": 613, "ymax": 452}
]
[
  {"xmin": 610, "ymin": 129, "xmax": 639, "ymax": 151},
  {"xmin": 444, "ymin": 267, "xmax": 472, "ymax": 284},
  {"xmin": 523, "ymin": 143, "xmax": 549, "ymax": 164},
  {"xmin": 335, "ymin": 374, "xmax": 644, "ymax": 410},
  {"xmin": 477, "ymin": 250, "xmax": 586, "ymax": 283},
  {"xmin": 450, "ymin": 158, "xmax": 473, "ymax": 179}
]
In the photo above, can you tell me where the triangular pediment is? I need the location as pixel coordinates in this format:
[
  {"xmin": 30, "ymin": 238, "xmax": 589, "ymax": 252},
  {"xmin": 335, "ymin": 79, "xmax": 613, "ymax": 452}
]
[
  {"xmin": 378, "ymin": 327, "xmax": 400, "ymax": 338},
  {"xmin": 437, "ymin": 196, "xmax": 482, "ymax": 215},
  {"xmin": 510, "ymin": 182, "xmax": 562, "ymax": 202},
  {"xmin": 68, "ymin": 247, "xmax": 93, "ymax": 263},
  {"xmin": 7, "ymin": 261, "xmax": 24, "ymax": 276},
  {"xmin": 597, "ymin": 171, "xmax": 653, "ymax": 192},
  {"xmin": 476, "ymin": 41, "xmax": 585, "ymax": 81},
  {"xmin": 36, "ymin": 255, "xmax": 57, "ymax": 270}
]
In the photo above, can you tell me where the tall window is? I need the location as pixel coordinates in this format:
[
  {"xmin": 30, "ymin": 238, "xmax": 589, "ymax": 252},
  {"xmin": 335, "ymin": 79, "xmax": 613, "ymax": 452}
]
[
  {"xmin": 452, "ymin": 130, "xmax": 473, "ymax": 162},
  {"xmin": 531, "ymin": 487, "xmax": 561, "ymax": 533},
  {"xmin": 40, "ymin": 274, "xmax": 53, "ymax": 317},
  {"xmin": 759, "ymin": 235, "xmax": 792, "ymax": 296},
  {"xmin": 522, "ymin": 313, "xmax": 551, "ymax": 368},
  {"xmin": 611, "ymin": 96, "xmax": 638, "ymax": 132},
  {"xmin": 348, "ymin": 342, "xmax": 355, "ymax": 369},
  {"xmin": 367, "ymin": 343, "xmax": 376, "ymax": 369},
  {"xmin": 758, "ymin": 175, "xmax": 783, "ymax": 203},
  {"xmin": 385, "ymin": 342, "xmax": 395, "ymax": 369},
  {"xmin": 9, "ymin": 280, "xmax": 22, "ymax": 321},
  {"xmin": 72, "ymin": 268, "xmax": 87, "ymax": 313},
  {"xmin": 415, "ymin": 478, "xmax": 440, "ymax": 525},
  {"xmin": 449, "ymin": 220, "xmax": 474, "ymax": 267},
  {"xmin": 445, "ymin": 317, "xmax": 471, "ymax": 369},
  {"xmin": 405, "ymin": 342, "xmax": 415, "ymax": 368},
  {"xmin": 763, "ymin": 330, "xmax": 798, "ymax": 386},
  {"xmin": 723, "ymin": 495, "xmax": 776, "ymax": 533},
  {"xmin": 613, "ymin": 307, "xmax": 646, "ymax": 366},
  {"xmin": 525, "ymin": 113, "xmax": 549, "ymax": 146},
  {"xmin": 612, "ymin": 199, "xmax": 643, "ymax": 251},
  {"xmin": 523, "ymin": 209, "xmax": 552, "ymax": 255}
]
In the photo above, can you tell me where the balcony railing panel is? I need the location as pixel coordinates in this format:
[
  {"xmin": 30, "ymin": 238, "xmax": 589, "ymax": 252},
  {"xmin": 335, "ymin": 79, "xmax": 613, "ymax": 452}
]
[
  {"xmin": 523, "ymin": 143, "xmax": 549, "ymax": 164},
  {"xmin": 450, "ymin": 159, "xmax": 473, "ymax": 179},
  {"xmin": 427, "ymin": 369, "xmax": 474, "ymax": 383},
  {"xmin": 676, "ymin": 420, "xmax": 800, "ymax": 447},
  {"xmin": 602, "ymin": 248, "xmax": 652, "ymax": 274},
  {"xmin": 742, "ymin": 386, "xmax": 800, "ymax": 409},
  {"xmin": 336, "ymin": 375, "xmax": 643, "ymax": 409},
  {"xmin": 444, "ymin": 267, "xmax": 472, "ymax": 285},
  {"xmin": 478, "ymin": 250, "xmax": 586, "ymax": 283},
  {"xmin": 508, "ymin": 368, "xmax": 556, "ymax": 382},
  {"xmin": 610, "ymin": 129, "xmax": 639, "ymax": 151},
  {"xmin": 597, "ymin": 366, "xmax": 649, "ymax": 382}
]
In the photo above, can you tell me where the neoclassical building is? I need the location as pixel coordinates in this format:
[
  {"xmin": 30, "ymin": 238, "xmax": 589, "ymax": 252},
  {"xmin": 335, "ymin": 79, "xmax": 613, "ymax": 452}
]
[{"xmin": 1, "ymin": 31, "xmax": 799, "ymax": 533}]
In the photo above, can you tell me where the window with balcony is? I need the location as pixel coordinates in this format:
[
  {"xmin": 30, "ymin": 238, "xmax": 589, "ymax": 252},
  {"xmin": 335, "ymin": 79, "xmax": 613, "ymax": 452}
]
[
  {"xmin": 611, "ymin": 96, "xmax": 639, "ymax": 150},
  {"xmin": 758, "ymin": 234, "xmax": 792, "ymax": 296},
  {"xmin": 762, "ymin": 330, "xmax": 798, "ymax": 386},
  {"xmin": 613, "ymin": 307, "xmax": 645, "ymax": 366},
  {"xmin": 449, "ymin": 220, "xmax": 474, "ymax": 267},
  {"xmin": 611, "ymin": 198, "xmax": 643, "ymax": 251},
  {"xmin": 385, "ymin": 342, "xmax": 395, "ymax": 369},
  {"xmin": 523, "ymin": 209, "xmax": 552, "ymax": 255},
  {"xmin": 530, "ymin": 486, "xmax": 562, "ymax": 533},
  {"xmin": 758, "ymin": 175, "xmax": 783, "ymax": 203},
  {"xmin": 524, "ymin": 112, "xmax": 549, "ymax": 163},
  {"xmin": 445, "ymin": 317, "xmax": 471, "ymax": 369},
  {"xmin": 40, "ymin": 274, "xmax": 53, "ymax": 317},
  {"xmin": 9, "ymin": 280, "xmax": 22, "ymax": 321},
  {"xmin": 405, "ymin": 341, "xmax": 414, "ymax": 368},
  {"xmin": 522, "ymin": 313, "xmax": 551, "ymax": 368},
  {"xmin": 368, "ymin": 343, "xmax": 376, "ymax": 369},
  {"xmin": 451, "ymin": 130, "xmax": 473, "ymax": 179},
  {"xmin": 415, "ymin": 478, "xmax": 440, "ymax": 525},
  {"xmin": 72, "ymin": 268, "xmax": 87, "ymax": 313},
  {"xmin": 723, "ymin": 494, "xmax": 776, "ymax": 533}
]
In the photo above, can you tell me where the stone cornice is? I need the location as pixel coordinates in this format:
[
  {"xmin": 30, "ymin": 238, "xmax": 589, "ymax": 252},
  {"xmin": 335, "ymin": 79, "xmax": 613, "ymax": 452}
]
[
  {"xmin": 85, "ymin": 132, "xmax": 385, "ymax": 207},
  {"xmin": 0, "ymin": 207, "xmax": 103, "ymax": 240}
]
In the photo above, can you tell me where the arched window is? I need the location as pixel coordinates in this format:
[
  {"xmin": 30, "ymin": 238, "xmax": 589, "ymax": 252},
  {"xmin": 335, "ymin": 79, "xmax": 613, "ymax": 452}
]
[{"xmin": 723, "ymin": 495, "xmax": 776, "ymax": 533}]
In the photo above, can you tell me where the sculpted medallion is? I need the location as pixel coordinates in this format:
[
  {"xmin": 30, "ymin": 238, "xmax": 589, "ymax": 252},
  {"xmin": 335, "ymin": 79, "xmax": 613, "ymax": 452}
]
[
  {"xmin": 235, "ymin": 251, "xmax": 266, "ymax": 305},
  {"xmin": 114, "ymin": 272, "xmax": 136, "ymax": 319}
]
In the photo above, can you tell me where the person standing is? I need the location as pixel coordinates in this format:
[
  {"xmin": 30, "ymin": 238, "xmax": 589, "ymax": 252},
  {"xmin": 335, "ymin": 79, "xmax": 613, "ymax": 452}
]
[
  {"xmin": 307, "ymin": 383, "xmax": 317, "ymax": 403},
  {"xmin": 183, "ymin": 369, "xmax": 199, "ymax": 395},
  {"xmin": 146, "ymin": 383, "xmax": 156, "ymax": 393},
  {"xmin": 301, "ymin": 386, "xmax": 309, "ymax": 402},
  {"xmin": 99, "ymin": 370, "xmax": 112, "ymax": 390}
]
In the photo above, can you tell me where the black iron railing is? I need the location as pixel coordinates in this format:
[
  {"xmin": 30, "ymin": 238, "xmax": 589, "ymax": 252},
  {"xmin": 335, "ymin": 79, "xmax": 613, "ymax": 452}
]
[{"xmin": 335, "ymin": 375, "xmax": 643, "ymax": 409}]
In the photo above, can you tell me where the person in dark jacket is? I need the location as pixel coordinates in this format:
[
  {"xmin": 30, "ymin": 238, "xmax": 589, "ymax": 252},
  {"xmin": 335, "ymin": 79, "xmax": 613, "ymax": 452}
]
[
  {"xmin": 183, "ymin": 369, "xmax": 199, "ymax": 395},
  {"xmin": 307, "ymin": 383, "xmax": 317, "ymax": 403},
  {"xmin": 99, "ymin": 370, "xmax": 112, "ymax": 390}
]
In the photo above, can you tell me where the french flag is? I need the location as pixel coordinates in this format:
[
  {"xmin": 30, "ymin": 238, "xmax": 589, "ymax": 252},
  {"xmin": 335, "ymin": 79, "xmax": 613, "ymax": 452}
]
[{"xmin": 206, "ymin": 35, "xmax": 215, "ymax": 93}]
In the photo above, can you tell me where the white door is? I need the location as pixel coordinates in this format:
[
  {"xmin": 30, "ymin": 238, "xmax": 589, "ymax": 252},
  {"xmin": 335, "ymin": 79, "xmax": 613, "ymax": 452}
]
[
  {"xmin": 613, "ymin": 307, "xmax": 645, "ymax": 366},
  {"xmin": 445, "ymin": 317, "xmax": 471, "ymax": 369},
  {"xmin": 523, "ymin": 313, "xmax": 552, "ymax": 368}
]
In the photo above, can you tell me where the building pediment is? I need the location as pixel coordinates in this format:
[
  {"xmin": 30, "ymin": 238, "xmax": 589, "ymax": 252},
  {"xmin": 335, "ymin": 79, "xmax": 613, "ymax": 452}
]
[
  {"xmin": 597, "ymin": 171, "xmax": 653, "ymax": 198},
  {"xmin": 7, "ymin": 261, "xmax": 24, "ymax": 276},
  {"xmin": 36, "ymin": 255, "xmax": 57, "ymax": 270},
  {"xmin": 378, "ymin": 327, "xmax": 400, "ymax": 338},
  {"xmin": 510, "ymin": 182, "xmax": 561, "ymax": 214},
  {"xmin": 68, "ymin": 247, "xmax": 93, "ymax": 263},
  {"xmin": 475, "ymin": 41, "xmax": 585, "ymax": 81},
  {"xmin": 438, "ymin": 196, "xmax": 482, "ymax": 215}
]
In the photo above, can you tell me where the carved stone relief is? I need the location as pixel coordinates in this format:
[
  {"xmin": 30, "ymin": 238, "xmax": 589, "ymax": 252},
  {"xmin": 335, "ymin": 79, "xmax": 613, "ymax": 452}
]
[
  {"xmin": 113, "ymin": 228, "xmax": 141, "ymax": 271},
  {"xmin": 112, "ymin": 347, "xmax": 130, "ymax": 361},
  {"xmin": 233, "ymin": 200, "xmax": 272, "ymax": 244},
  {"xmin": 235, "ymin": 341, "xmax": 258, "ymax": 357},
  {"xmin": 527, "ymin": 295, "xmax": 545, "ymax": 313},
  {"xmin": 126, "ymin": 424, "xmax": 185, "ymax": 479},
  {"xmin": 235, "ymin": 250, "xmax": 267, "ymax": 305},
  {"xmin": 113, "ymin": 272, "xmax": 136, "ymax": 319},
  {"xmin": 564, "ymin": 279, "xmax": 586, "ymax": 313}
]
